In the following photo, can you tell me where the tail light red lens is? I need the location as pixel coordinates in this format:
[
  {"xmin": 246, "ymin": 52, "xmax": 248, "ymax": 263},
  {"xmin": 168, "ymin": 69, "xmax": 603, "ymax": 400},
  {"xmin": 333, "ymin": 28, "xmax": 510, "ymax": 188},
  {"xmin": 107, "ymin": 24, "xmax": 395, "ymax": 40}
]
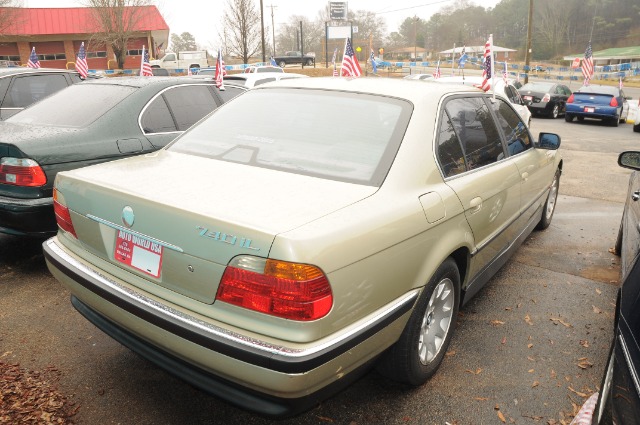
[
  {"xmin": 53, "ymin": 189, "xmax": 77, "ymax": 238},
  {"xmin": 610, "ymin": 97, "xmax": 619, "ymax": 107},
  {"xmin": 217, "ymin": 256, "xmax": 333, "ymax": 321},
  {"xmin": 542, "ymin": 94, "xmax": 551, "ymax": 103},
  {"xmin": 567, "ymin": 94, "xmax": 574, "ymax": 103},
  {"xmin": 0, "ymin": 158, "xmax": 47, "ymax": 187}
]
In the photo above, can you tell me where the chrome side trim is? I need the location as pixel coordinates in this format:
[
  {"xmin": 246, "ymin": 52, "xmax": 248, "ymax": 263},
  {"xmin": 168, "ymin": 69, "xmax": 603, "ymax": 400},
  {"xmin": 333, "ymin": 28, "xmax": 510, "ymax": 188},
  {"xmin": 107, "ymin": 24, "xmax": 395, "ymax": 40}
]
[
  {"xmin": 47, "ymin": 238, "xmax": 418, "ymax": 359},
  {"xmin": 86, "ymin": 214, "xmax": 184, "ymax": 253},
  {"xmin": 618, "ymin": 333, "xmax": 640, "ymax": 396}
]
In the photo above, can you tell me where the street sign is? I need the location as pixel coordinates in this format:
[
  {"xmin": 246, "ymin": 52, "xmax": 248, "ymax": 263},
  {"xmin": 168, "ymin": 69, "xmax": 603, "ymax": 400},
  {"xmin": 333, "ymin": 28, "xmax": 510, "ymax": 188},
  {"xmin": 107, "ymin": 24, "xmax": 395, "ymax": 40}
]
[
  {"xmin": 571, "ymin": 57, "xmax": 580, "ymax": 69},
  {"xmin": 329, "ymin": 2, "xmax": 348, "ymax": 20}
]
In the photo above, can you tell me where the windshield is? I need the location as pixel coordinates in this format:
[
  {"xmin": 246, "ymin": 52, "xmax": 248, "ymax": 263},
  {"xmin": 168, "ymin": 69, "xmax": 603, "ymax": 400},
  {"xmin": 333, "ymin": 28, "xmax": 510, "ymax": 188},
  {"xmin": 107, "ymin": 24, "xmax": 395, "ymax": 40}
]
[
  {"xmin": 8, "ymin": 83, "xmax": 136, "ymax": 127},
  {"xmin": 169, "ymin": 88, "xmax": 412, "ymax": 186}
]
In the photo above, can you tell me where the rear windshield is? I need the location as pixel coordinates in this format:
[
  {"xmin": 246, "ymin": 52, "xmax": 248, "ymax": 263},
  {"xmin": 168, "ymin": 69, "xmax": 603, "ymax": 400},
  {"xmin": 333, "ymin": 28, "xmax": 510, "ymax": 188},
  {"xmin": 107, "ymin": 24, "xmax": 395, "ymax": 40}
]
[
  {"xmin": 169, "ymin": 88, "xmax": 412, "ymax": 186},
  {"xmin": 577, "ymin": 85, "xmax": 617, "ymax": 95},
  {"xmin": 7, "ymin": 83, "xmax": 136, "ymax": 127},
  {"xmin": 520, "ymin": 82, "xmax": 554, "ymax": 92}
]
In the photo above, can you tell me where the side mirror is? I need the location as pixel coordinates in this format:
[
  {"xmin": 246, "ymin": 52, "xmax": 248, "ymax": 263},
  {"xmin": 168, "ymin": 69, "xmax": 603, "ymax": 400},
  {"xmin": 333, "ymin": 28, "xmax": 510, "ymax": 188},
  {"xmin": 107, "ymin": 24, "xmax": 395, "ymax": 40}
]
[
  {"xmin": 619, "ymin": 151, "xmax": 640, "ymax": 171},
  {"xmin": 537, "ymin": 132, "xmax": 561, "ymax": 150}
]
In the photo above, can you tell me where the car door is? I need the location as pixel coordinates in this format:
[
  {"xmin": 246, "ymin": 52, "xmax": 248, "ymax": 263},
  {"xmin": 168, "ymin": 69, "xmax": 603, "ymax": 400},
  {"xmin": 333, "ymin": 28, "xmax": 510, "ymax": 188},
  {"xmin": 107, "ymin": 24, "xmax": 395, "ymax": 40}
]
[{"xmin": 436, "ymin": 95, "xmax": 522, "ymax": 272}]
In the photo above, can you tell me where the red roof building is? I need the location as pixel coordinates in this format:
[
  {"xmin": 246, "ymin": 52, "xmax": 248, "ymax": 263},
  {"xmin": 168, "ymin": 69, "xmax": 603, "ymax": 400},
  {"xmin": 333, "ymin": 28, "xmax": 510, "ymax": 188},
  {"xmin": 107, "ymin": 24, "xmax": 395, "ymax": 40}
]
[{"xmin": 0, "ymin": 6, "xmax": 169, "ymax": 70}]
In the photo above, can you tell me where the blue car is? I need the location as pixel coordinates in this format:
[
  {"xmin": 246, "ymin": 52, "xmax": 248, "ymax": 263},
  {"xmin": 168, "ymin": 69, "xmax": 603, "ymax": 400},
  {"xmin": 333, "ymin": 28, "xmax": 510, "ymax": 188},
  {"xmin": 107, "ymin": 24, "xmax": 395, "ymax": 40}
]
[{"xmin": 565, "ymin": 84, "xmax": 630, "ymax": 126}]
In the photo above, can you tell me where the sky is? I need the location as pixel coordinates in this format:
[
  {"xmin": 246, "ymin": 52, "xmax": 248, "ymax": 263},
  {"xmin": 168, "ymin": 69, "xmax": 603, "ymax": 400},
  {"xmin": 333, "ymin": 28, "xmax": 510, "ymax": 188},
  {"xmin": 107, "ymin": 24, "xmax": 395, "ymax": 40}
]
[{"xmin": 21, "ymin": 0, "xmax": 501, "ymax": 50}]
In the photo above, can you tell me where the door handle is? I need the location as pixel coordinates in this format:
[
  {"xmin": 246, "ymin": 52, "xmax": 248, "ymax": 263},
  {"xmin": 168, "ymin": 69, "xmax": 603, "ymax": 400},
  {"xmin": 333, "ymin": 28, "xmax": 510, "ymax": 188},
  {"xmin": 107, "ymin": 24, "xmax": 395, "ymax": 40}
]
[
  {"xmin": 469, "ymin": 197, "xmax": 483, "ymax": 213},
  {"xmin": 633, "ymin": 191, "xmax": 640, "ymax": 202},
  {"xmin": 521, "ymin": 172, "xmax": 529, "ymax": 181}
]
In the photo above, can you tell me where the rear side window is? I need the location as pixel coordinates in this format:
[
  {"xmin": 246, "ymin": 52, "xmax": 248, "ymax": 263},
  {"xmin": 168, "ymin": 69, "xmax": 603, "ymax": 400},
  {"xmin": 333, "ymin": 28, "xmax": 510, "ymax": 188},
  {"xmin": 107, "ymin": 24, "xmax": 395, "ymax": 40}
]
[
  {"xmin": 163, "ymin": 85, "xmax": 217, "ymax": 131},
  {"xmin": 438, "ymin": 97, "xmax": 504, "ymax": 173},
  {"xmin": 141, "ymin": 95, "xmax": 177, "ymax": 133},
  {"xmin": 4, "ymin": 74, "xmax": 68, "ymax": 108}
]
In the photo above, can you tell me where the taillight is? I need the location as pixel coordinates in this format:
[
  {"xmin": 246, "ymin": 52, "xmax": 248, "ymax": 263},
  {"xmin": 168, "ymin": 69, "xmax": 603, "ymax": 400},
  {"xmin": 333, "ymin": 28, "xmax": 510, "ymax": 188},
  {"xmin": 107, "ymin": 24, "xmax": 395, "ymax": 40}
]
[
  {"xmin": 53, "ymin": 188, "xmax": 77, "ymax": 238},
  {"xmin": 567, "ymin": 94, "xmax": 574, "ymax": 103},
  {"xmin": 0, "ymin": 157, "xmax": 47, "ymax": 187},
  {"xmin": 217, "ymin": 256, "xmax": 333, "ymax": 321},
  {"xmin": 610, "ymin": 97, "xmax": 618, "ymax": 107},
  {"xmin": 542, "ymin": 93, "xmax": 551, "ymax": 103}
]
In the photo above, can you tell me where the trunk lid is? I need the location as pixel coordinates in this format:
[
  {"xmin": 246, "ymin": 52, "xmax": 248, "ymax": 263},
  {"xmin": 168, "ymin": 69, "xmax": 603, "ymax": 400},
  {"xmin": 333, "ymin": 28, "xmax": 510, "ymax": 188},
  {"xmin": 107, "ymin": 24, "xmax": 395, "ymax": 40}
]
[{"xmin": 57, "ymin": 150, "xmax": 377, "ymax": 303}]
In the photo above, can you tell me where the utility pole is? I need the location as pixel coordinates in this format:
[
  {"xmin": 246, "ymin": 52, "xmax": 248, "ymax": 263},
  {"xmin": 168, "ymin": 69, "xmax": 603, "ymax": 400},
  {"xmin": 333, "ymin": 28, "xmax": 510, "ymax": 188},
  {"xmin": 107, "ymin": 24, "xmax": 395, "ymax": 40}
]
[
  {"xmin": 524, "ymin": 0, "xmax": 533, "ymax": 84},
  {"xmin": 269, "ymin": 4, "xmax": 277, "ymax": 56},
  {"xmin": 260, "ymin": 0, "xmax": 266, "ymax": 63}
]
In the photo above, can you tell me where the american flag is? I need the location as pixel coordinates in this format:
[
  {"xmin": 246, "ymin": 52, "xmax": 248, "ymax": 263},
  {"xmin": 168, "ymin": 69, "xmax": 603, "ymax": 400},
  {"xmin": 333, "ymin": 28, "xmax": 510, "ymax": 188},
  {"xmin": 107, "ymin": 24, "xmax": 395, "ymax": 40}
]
[
  {"xmin": 75, "ymin": 42, "xmax": 88, "ymax": 79},
  {"xmin": 340, "ymin": 38, "xmax": 361, "ymax": 77},
  {"xmin": 215, "ymin": 48, "xmax": 225, "ymax": 90},
  {"xmin": 581, "ymin": 41, "xmax": 594, "ymax": 86},
  {"xmin": 140, "ymin": 45, "xmax": 153, "ymax": 76},
  {"xmin": 27, "ymin": 47, "xmax": 40, "ymax": 69},
  {"xmin": 433, "ymin": 60, "xmax": 441, "ymax": 79},
  {"xmin": 619, "ymin": 76, "xmax": 624, "ymax": 90},
  {"xmin": 331, "ymin": 47, "xmax": 338, "ymax": 77},
  {"xmin": 477, "ymin": 35, "xmax": 493, "ymax": 92},
  {"xmin": 458, "ymin": 45, "xmax": 467, "ymax": 68}
]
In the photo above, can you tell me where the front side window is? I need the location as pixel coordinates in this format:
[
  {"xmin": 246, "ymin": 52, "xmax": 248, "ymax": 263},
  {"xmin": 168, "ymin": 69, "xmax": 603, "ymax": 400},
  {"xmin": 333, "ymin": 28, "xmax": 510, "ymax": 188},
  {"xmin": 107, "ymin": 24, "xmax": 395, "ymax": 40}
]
[
  {"xmin": 489, "ymin": 98, "xmax": 532, "ymax": 156},
  {"xmin": 169, "ymin": 88, "xmax": 412, "ymax": 186}
]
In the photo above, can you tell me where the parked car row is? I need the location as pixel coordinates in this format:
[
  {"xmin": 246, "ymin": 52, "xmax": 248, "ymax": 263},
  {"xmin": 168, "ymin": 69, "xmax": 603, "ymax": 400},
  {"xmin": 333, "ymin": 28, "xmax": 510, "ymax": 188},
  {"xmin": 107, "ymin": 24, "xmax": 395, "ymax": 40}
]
[{"xmin": 39, "ymin": 77, "xmax": 562, "ymax": 417}]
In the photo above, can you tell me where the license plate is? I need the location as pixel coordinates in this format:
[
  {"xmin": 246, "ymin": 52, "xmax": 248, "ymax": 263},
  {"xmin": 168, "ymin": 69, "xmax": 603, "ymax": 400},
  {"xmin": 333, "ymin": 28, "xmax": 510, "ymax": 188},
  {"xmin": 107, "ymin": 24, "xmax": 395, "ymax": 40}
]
[
  {"xmin": 584, "ymin": 107, "xmax": 595, "ymax": 113},
  {"xmin": 114, "ymin": 229, "xmax": 163, "ymax": 278},
  {"xmin": 524, "ymin": 95, "xmax": 533, "ymax": 101}
]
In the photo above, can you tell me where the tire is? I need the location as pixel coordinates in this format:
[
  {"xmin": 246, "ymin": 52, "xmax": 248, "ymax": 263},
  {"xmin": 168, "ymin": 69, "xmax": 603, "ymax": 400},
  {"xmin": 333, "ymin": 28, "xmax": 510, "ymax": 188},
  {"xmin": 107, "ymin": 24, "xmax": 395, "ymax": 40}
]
[
  {"xmin": 577, "ymin": 116, "xmax": 585, "ymax": 122},
  {"xmin": 614, "ymin": 218, "xmax": 623, "ymax": 256},
  {"xmin": 634, "ymin": 122, "xmax": 640, "ymax": 133},
  {"xmin": 610, "ymin": 117, "xmax": 620, "ymax": 127},
  {"xmin": 565, "ymin": 114, "xmax": 574, "ymax": 122},
  {"xmin": 536, "ymin": 169, "xmax": 560, "ymax": 230},
  {"xmin": 278, "ymin": 60, "xmax": 286, "ymax": 68},
  {"xmin": 376, "ymin": 258, "xmax": 460, "ymax": 386},
  {"xmin": 550, "ymin": 104, "xmax": 559, "ymax": 119},
  {"xmin": 593, "ymin": 341, "xmax": 615, "ymax": 424},
  {"xmin": 306, "ymin": 58, "xmax": 314, "ymax": 66}
]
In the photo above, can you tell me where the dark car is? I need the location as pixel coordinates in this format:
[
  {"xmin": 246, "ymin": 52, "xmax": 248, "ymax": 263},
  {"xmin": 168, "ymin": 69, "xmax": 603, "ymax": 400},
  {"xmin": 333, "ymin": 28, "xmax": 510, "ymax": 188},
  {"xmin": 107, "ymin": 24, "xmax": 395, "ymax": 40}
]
[
  {"xmin": 0, "ymin": 68, "xmax": 89, "ymax": 120},
  {"xmin": 518, "ymin": 81, "xmax": 572, "ymax": 119},
  {"xmin": 565, "ymin": 85, "xmax": 630, "ymax": 126},
  {"xmin": 593, "ymin": 151, "xmax": 640, "ymax": 424},
  {"xmin": 0, "ymin": 77, "xmax": 245, "ymax": 237}
]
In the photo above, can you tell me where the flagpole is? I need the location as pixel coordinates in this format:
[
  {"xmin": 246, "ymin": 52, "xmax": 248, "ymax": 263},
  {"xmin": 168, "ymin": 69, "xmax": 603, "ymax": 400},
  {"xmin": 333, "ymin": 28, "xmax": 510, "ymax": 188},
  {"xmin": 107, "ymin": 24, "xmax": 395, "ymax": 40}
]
[
  {"xmin": 451, "ymin": 42, "xmax": 456, "ymax": 76},
  {"xmin": 490, "ymin": 35, "xmax": 495, "ymax": 100}
]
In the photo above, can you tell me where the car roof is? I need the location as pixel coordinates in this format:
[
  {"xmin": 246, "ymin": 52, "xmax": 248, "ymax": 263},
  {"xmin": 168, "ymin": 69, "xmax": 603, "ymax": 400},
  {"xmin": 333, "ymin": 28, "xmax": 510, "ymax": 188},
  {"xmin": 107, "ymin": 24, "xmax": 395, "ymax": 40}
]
[
  {"xmin": 0, "ymin": 67, "xmax": 82, "ymax": 78},
  {"xmin": 79, "ymin": 76, "xmax": 223, "ymax": 89},
  {"xmin": 254, "ymin": 76, "xmax": 489, "ymax": 102}
]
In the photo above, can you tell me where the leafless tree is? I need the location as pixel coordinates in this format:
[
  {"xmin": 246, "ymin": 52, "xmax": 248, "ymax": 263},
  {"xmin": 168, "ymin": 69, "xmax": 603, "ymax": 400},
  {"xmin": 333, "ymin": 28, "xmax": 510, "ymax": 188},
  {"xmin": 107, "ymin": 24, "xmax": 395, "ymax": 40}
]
[
  {"xmin": 0, "ymin": 0, "xmax": 22, "ymax": 37},
  {"xmin": 220, "ymin": 0, "xmax": 261, "ymax": 64},
  {"xmin": 82, "ymin": 0, "xmax": 155, "ymax": 69}
]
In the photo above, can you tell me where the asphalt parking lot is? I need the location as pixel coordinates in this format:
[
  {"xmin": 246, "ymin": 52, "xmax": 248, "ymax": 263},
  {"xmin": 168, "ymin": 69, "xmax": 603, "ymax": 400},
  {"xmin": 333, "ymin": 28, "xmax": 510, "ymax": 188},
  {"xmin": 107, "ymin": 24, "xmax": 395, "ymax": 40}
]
[{"xmin": 1, "ymin": 90, "xmax": 639, "ymax": 424}]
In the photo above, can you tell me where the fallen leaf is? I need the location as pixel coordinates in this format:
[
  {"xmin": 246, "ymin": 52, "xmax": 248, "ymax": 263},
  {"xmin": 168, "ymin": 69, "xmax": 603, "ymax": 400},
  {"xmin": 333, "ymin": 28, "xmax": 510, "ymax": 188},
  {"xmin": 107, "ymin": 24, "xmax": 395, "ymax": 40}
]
[
  {"xmin": 497, "ymin": 410, "xmax": 506, "ymax": 423},
  {"xmin": 491, "ymin": 320, "xmax": 505, "ymax": 326},
  {"xmin": 551, "ymin": 369, "xmax": 557, "ymax": 378},
  {"xmin": 577, "ymin": 359, "xmax": 593, "ymax": 369},
  {"xmin": 550, "ymin": 317, "xmax": 572, "ymax": 327},
  {"xmin": 532, "ymin": 381, "xmax": 539, "ymax": 388},
  {"xmin": 525, "ymin": 315, "xmax": 533, "ymax": 325},
  {"xmin": 316, "ymin": 416, "xmax": 334, "ymax": 422},
  {"xmin": 592, "ymin": 305, "xmax": 602, "ymax": 314},
  {"xmin": 474, "ymin": 397, "xmax": 489, "ymax": 401},
  {"xmin": 568, "ymin": 386, "xmax": 588, "ymax": 397},
  {"xmin": 446, "ymin": 350, "xmax": 456, "ymax": 357},
  {"xmin": 528, "ymin": 343, "xmax": 534, "ymax": 349},
  {"xmin": 596, "ymin": 288, "xmax": 602, "ymax": 295},
  {"xmin": 505, "ymin": 307, "xmax": 512, "ymax": 311},
  {"xmin": 466, "ymin": 368, "xmax": 482, "ymax": 375},
  {"xmin": 528, "ymin": 369, "xmax": 535, "ymax": 373},
  {"xmin": 501, "ymin": 337, "xmax": 507, "ymax": 344},
  {"xmin": 579, "ymin": 340, "xmax": 590, "ymax": 348},
  {"xmin": 527, "ymin": 356, "xmax": 535, "ymax": 361}
]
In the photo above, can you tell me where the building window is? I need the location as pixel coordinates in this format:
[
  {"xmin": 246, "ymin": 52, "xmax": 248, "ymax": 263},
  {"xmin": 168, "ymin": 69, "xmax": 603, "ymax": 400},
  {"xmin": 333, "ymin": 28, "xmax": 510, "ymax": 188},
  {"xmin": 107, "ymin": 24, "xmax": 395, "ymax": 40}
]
[
  {"xmin": 86, "ymin": 51, "xmax": 107, "ymax": 58},
  {"xmin": 0, "ymin": 55, "xmax": 20, "ymax": 61},
  {"xmin": 127, "ymin": 49, "xmax": 143, "ymax": 56},
  {"xmin": 38, "ymin": 53, "xmax": 66, "ymax": 61}
]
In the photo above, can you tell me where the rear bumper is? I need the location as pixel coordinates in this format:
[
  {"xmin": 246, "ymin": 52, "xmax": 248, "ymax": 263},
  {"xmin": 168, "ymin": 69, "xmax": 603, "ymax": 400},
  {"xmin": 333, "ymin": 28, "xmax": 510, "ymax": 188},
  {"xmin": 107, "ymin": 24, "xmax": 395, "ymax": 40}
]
[
  {"xmin": 43, "ymin": 236, "xmax": 416, "ymax": 417},
  {"xmin": 566, "ymin": 104, "xmax": 618, "ymax": 120},
  {"xmin": 0, "ymin": 195, "xmax": 56, "ymax": 237}
]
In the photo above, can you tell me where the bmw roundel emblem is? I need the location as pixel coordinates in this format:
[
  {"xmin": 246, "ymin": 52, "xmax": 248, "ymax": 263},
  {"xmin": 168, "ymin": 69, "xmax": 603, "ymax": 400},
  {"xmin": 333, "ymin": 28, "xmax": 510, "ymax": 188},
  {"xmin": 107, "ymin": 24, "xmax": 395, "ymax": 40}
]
[{"xmin": 122, "ymin": 206, "xmax": 135, "ymax": 228}]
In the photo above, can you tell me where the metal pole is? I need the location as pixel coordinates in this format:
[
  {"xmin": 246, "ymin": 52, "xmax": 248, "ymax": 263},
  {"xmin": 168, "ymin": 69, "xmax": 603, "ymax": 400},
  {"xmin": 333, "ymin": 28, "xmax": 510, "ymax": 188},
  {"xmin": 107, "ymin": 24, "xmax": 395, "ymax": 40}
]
[
  {"xmin": 260, "ymin": 0, "xmax": 266, "ymax": 63},
  {"xmin": 300, "ymin": 21, "xmax": 304, "ymax": 69},
  {"xmin": 270, "ymin": 5, "xmax": 276, "ymax": 57}
]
